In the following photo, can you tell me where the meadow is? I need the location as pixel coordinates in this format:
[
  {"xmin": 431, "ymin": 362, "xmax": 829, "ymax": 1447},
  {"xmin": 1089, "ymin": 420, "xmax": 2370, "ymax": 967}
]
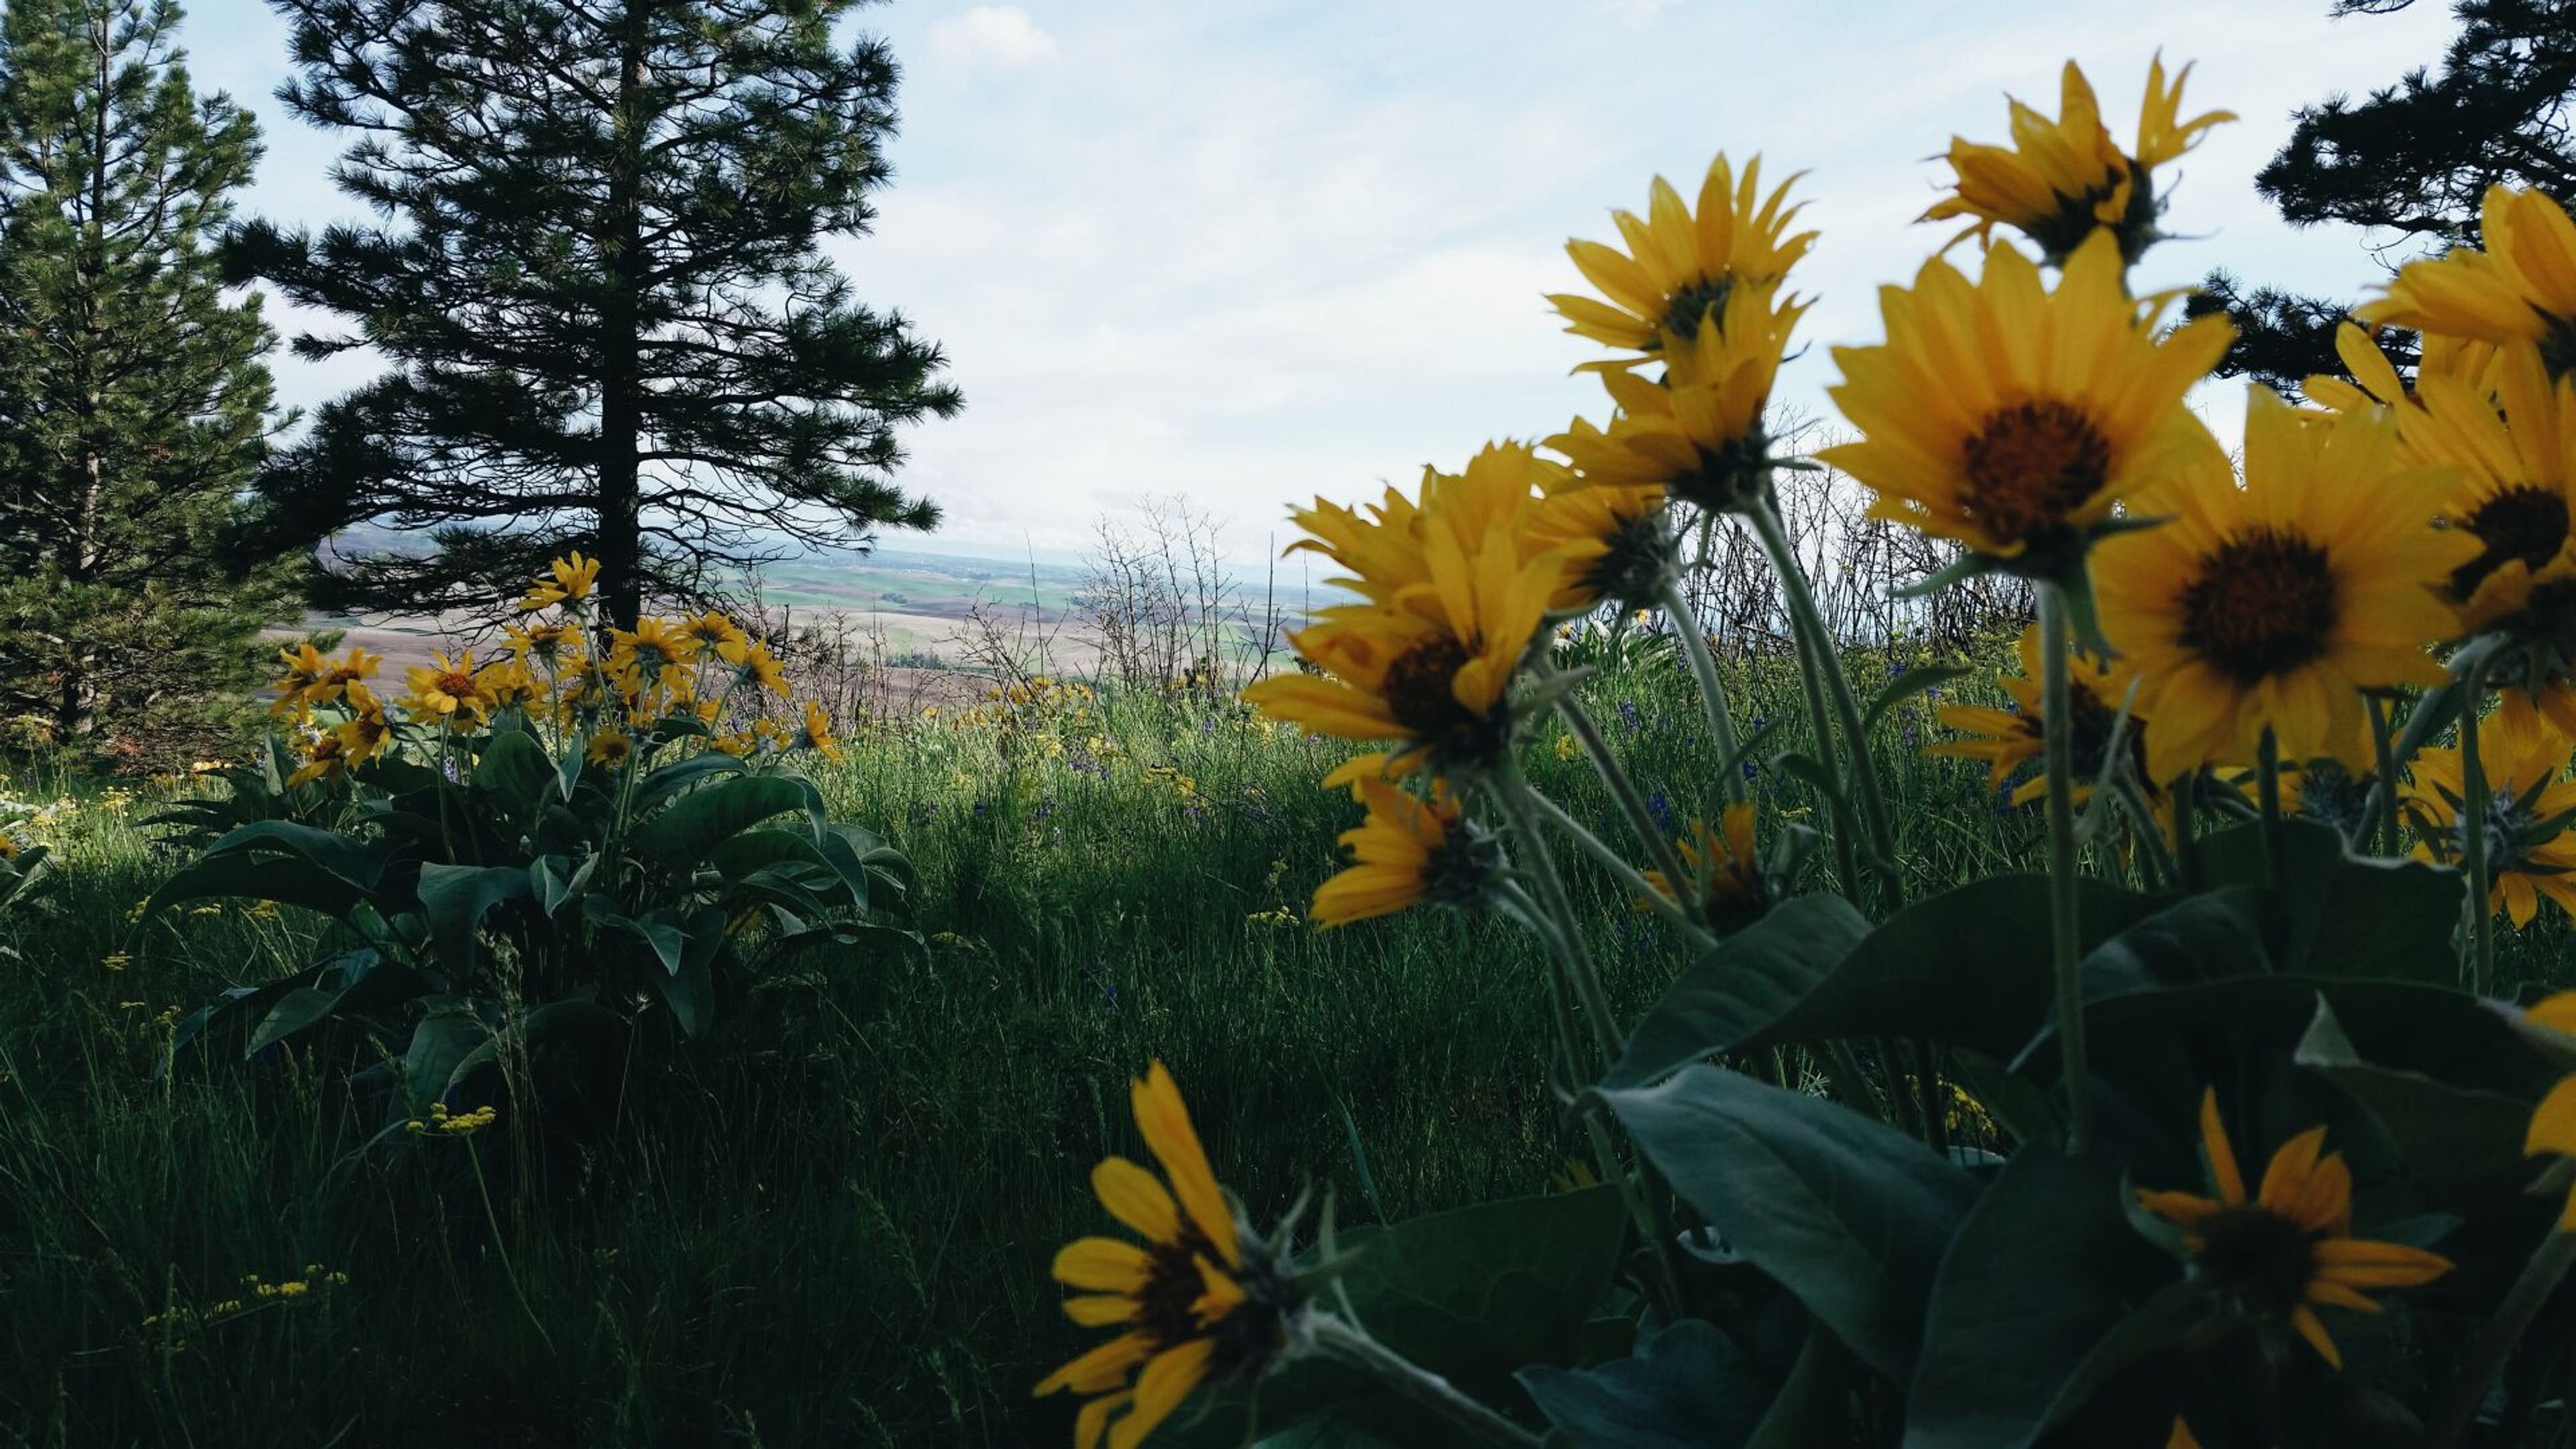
[{"xmin": 0, "ymin": 637, "xmax": 2086, "ymax": 1446}]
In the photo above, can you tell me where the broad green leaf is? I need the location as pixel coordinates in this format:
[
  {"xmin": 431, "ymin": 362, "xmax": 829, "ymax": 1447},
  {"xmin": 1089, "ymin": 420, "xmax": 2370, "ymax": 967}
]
[
  {"xmin": 633, "ymin": 749, "xmax": 749, "ymax": 817},
  {"xmin": 402, "ymin": 1009, "xmax": 488, "ymax": 1106},
  {"xmin": 631, "ymin": 774, "xmax": 814, "ymax": 867},
  {"xmin": 596, "ymin": 908, "xmax": 687, "ymax": 975},
  {"xmin": 1597, "ymin": 1067, "xmax": 1979, "ymax": 1383},
  {"xmin": 1606, "ymin": 896, "xmax": 1870, "ymax": 1088},
  {"xmin": 1904, "ymin": 1150, "xmax": 2196, "ymax": 1449},
  {"xmin": 1519, "ymin": 1318, "xmax": 1773, "ymax": 1449},
  {"xmin": 2295, "ymin": 996, "xmax": 2551, "ymax": 1207},
  {"xmin": 142, "ymin": 820, "xmax": 393, "ymax": 920},
  {"xmin": 417, "ymin": 863, "xmax": 535, "ymax": 977},
  {"xmin": 2197, "ymin": 819, "xmax": 2461, "ymax": 982},
  {"xmin": 472, "ymin": 729, "xmax": 555, "ymax": 816},
  {"xmin": 1744, "ymin": 1326, "xmax": 1857, "ymax": 1449}
]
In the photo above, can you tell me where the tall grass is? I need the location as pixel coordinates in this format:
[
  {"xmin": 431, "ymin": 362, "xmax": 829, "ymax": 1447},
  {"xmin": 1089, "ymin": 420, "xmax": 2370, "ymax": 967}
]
[{"xmin": 1, "ymin": 645, "xmax": 2562, "ymax": 1446}]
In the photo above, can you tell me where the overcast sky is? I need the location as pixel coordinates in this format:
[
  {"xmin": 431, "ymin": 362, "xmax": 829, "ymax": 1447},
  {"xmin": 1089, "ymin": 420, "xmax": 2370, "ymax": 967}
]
[{"xmin": 177, "ymin": 0, "xmax": 2459, "ymax": 564}]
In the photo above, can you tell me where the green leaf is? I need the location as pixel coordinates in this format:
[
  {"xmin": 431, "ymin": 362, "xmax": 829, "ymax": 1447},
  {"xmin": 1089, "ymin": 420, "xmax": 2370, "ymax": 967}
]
[
  {"xmin": 2294, "ymin": 996, "xmax": 2553, "ymax": 1206},
  {"xmin": 1519, "ymin": 1318, "xmax": 1772, "ymax": 1449},
  {"xmin": 1597, "ymin": 1067, "xmax": 1980, "ymax": 1383},
  {"xmin": 472, "ymin": 729, "xmax": 555, "ymax": 816},
  {"xmin": 596, "ymin": 908, "xmax": 686, "ymax": 975},
  {"xmin": 2196, "ymin": 819, "xmax": 2461, "ymax": 982},
  {"xmin": 1904, "ymin": 1150, "xmax": 2196, "ymax": 1449},
  {"xmin": 402, "ymin": 1009, "xmax": 488, "ymax": 1106},
  {"xmin": 142, "ymin": 820, "xmax": 393, "ymax": 920},
  {"xmin": 1606, "ymin": 895, "xmax": 1871, "ymax": 1089},
  {"xmin": 631, "ymin": 774, "xmax": 814, "ymax": 866},
  {"xmin": 1743, "ymin": 1326, "xmax": 1857, "ymax": 1449},
  {"xmin": 417, "ymin": 863, "xmax": 534, "ymax": 977},
  {"xmin": 632, "ymin": 749, "xmax": 749, "ymax": 817}
]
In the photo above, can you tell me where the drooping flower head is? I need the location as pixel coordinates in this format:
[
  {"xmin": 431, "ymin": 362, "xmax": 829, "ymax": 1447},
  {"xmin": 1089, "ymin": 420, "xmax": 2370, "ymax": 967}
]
[
  {"xmin": 1639, "ymin": 801, "xmax": 1770, "ymax": 934},
  {"xmin": 1036, "ymin": 1063, "xmax": 1297, "ymax": 1449},
  {"xmin": 517, "ymin": 552, "xmax": 600, "ymax": 612},
  {"xmin": 2359, "ymin": 186, "xmax": 2576, "ymax": 377},
  {"xmin": 2137, "ymin": 1087, "xmax": 2453, "ymax": 1368},
  {"xmin": 1309, "ymin": 761, "xmax": 1498, "ymax": 927},
  {"xmin": 1928, "ymin": 623, "xmax": 2147, "ymax": 800},
  {"xmin": 800, "ymin": 699, "xmax": 843, "ymax": 762},
  {"xmin": 1548, "ymin": 285, "xmax": 1808, "ymax": 525},
  {"xmin": 1923, "ymin": 56, "xmax": 2233, "ymax": 264},
  {"xmin": 1820, "ymin": 230, "xmax": 2233, "ymax": 578},
  {"xmin": 2404, "ymin": 692, "xmax": 2576, "ymax": 929},
  {"xmin": 720, "ymin": 637, "xmax": 792, "ymax": 698},
  {"xmin": 2096, "ymin": 388, "xmax": 2472, "ymax": 780},
  {"xmin": 1546, "ymin": 154, "xmax": 1813, "ymax": 361}
]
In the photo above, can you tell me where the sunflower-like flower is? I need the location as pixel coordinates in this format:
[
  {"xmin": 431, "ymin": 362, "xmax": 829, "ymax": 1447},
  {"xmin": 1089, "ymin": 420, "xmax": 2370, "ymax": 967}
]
[
  {"xmin": 517, "ymin": 552, "xmax": 600, "ymax": 612},
  {"xmin": 506, "ymin": 620, "xmax": 586, "ymax": 669},
  {"xmin": 1245, "ymin": 447, "xmax": 1570, "ymax": 780},
  {"xmin": 584, "ymin": 728, "xmax": 633, "ymax": 769},
  {"xmin": 1819, "ymin": 230, "xmax": 2233, "ymax": 576},
  {"xmin": 1639, "ymin": 801, "xmax": 1770, "ymax": 934},
  {"xmin": 2398, "ymin": 342, "xmax": 2576, "ymax": 630},
  {"xmin": 679, "ymin": 610, "xmax": 749, "ymax": 655},
  {"xmin": 608, "ymin": 616, "xmax": 702, "ymax": 680},
  {"xmin": 719, "ymin": 637, "xmax": 792, "ymax": 698},
  {"xmin": 1924, "ymin": 56, "xmax": 2233, "ymax": 264},
  {"xmin": 477, "ymin": 659, "xmax": 546, "ymax": 714},
  {"xmin": 2359, "ymin": 186, "xmax": 2576, "ymax": 376},
  {"xmin": 1546, "ymin": 153, "xmax": 1813, "ymax": 360},
  {"xmin": 2524, "ymin": 1000, "xmax": 2576, "ymax": 1229},
  {"xmin": 2137, "ymin": 1087, "xmax": 2453, "ymax": 1368},
  {"xmin": 1928, "ymin": 623, "xmax": 2148, "ymax": 800},
  {"xmin": 1309, "ymin": 763, "xmax": 1497, "ymax": 927},
  {"xmin": 402, "ymin": 649, "xmax": 497, "ymax": 729},
  {"xmin": 2269, "ymin": 757, "xmax": 2380, "ymax": 841},
  {"xmin": 1548, "ymin": 285, "xmax": 1807, "ymax": 527},
  {"xmin": 268, "ymin": 643, "xmax": 333, "ymax": 716},
  {"xmin": 2096, "ymin": 388, "xmax": 2473, "ymax": 780},
  {"xmin": 799, "ymin": 699, "xmax": 843, "ymax": 762},
  {"xmin": 1036, "ymin": 1063, "xmax": 1298, "ymax": 1449},
  {"xmin": 2403, "ymin": 693, "xmax": 2576, "ymax": 928},
  {"xmin": 286, "ymin": 731, "xmax": 350, "ymax": 787},
  {"xmin": 333, "ymin": 686, "xmax": 394, "ymax": 771}
]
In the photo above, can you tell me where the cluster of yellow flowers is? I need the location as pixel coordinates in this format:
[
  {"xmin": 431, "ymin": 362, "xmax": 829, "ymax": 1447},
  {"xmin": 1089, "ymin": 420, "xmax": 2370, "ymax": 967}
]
[
  {"xmin": 405, "ymin": 1102, "xmax": 498, "ymax": 1136},
  {"xmin": 265, "ymin": 553, "xmax": 848, "ymax": 784}
]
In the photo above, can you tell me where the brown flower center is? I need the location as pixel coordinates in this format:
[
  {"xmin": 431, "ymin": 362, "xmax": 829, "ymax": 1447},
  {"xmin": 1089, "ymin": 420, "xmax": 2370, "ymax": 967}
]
[
  {"xmin": 1383, "ymin": 637, "xmax": 1482, "ymax": 740},
  {"xmin": 435, "ymin": 672, "xmax": 476, "ymax": 698},
  {"xmin": 2453, "ymin": 484, "xmax": 2569, "ymax": 600},
  {"xmin": 2193, "ymin": 1205, "xmax": 2318, "ymax": 1319},
  {"xmin": 1134, "ymin": 1230, "xmax": 1227, "ymax": 1351},
  {"xmin": 2178, "ymin": 527, "xmax": 2339, "ymax": 685},
  {"xmin": 1959, "ymin": 401, "xmax": 2114, "ymax": 547},
  {"xmin": 1660, "ymin": 274, "xmax": 1734, "ymax": 343}
]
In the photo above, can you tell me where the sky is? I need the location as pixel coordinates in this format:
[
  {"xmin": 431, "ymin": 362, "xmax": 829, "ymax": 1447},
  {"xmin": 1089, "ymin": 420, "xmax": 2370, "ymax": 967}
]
[{"xmin": 174, "ymin": 0, "xmax": 2462, "ymax": 566}]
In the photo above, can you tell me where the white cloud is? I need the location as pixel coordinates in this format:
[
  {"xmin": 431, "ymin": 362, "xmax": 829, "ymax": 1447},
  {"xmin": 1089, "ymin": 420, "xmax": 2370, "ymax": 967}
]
[{"xmin": 926, "ymin": 6, "xmax": 1059, "ymax": 70}]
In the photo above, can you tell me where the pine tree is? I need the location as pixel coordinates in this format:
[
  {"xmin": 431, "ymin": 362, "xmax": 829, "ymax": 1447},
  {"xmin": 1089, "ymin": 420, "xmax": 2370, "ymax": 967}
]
[
  {"xmin": 229, "ymin": 0, "xmax": 963, "ymax": 628},
  {"xmin": 0, "ymin": 0, "xmax": 283, "ymax": 746},
  {"xmin": 2191, "ymin": 0, "xmax": 2576, "ymax": 390}
]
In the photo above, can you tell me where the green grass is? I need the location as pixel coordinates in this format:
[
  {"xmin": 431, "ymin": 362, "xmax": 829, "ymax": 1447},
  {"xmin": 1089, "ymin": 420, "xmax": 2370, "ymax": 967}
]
[{"xmin": 1, "ymin": 648, "xmax": 2564, "ymax": 1445}]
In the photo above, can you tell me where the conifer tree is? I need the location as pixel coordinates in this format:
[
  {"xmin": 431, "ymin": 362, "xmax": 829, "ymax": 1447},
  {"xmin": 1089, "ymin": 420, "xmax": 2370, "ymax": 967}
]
[
  {"xmin": 230, "ymin": 0, "xmax": 963, "ymax": 627},
  {"xmin": 0, "ymin": 0, "xmax": 282, "ymax": 744},
  {"xmin": 2191, "ymin": 0, "xmax": 2576, "ymax": 390}
]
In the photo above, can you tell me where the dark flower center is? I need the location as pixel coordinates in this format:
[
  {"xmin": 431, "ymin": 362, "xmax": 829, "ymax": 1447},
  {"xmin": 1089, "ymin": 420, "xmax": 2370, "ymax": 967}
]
[
  {"xmin": 2544, "ymin": 314, "xmax": 2576, "ymax": 382},
  {"xmin": 2291, "ymin": 758, "xmax": 2375, "ymax": 837},
  {"xmin": 1135, "ymin": 1230, "xmax": 1227, "ymax": 1352},
  {"xmin": 2193, "ymin": 1205, "xmax": 2318, "ymax": 1319},
  {"xmin": 1582, "ymin": 508, "xmax": 1677, "ymax": 606},
  {"xmin": 2041, "ymin": 676, "xmax": 2149, "ymax": 786},
  {"xmin": 2453, "ymin": 484, "xmax": 2569, "ymax": 600},
  {"xmin": 1660, "ymin": 274, "xmax": 1734, "ymax": 342},
  {"xmin": 435, "ymin": 672, "xmax": 475, "ymax": 698},
  {"xmin": 1381, "ymin": 636, "xmax": 1510, "ymax": 763},
  {"xmin": 1425, "ymin": 824, "xmax": 1505, "ymax": 907},
  {"xmin": 2178, "ymin": 527, "xmax": 2339, "ymax": 685},
  {"xmin": 1960, "ymin": 401, "xmax": 2114, "ymax": 547}
]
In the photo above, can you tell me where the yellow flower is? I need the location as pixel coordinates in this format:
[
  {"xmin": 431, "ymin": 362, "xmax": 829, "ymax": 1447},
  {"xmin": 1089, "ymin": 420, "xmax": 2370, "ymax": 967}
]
[
  {"xmin": 1928, "ymin": 623, "xmax": 2144, "ymax": 802},
  {"xmin": 585, "ymin": 728, "xmax": 634, "ymax": 769},
  {"xmin": 2359, "ymin": 185, "xmax": 2576, "ymax": 374},
  {"xmin": 506, "ymin": 620, "xmax": 585, "ymax": 668},
  {"xmin": 2137, "ymin": 1087, "xmax": 2452, "ymax": 1368},
  {"xmin": 1546, "ymin": 153, "xmax": 1812, "ymax": 361},
  {"xmin": 517, "ymin": 552, "xmax": 600, "ymax": 611},
  {"xmin": 1923, "ymin": 55, "xmax": 2233, "ymax": 264},
  {"xmin": 477, "ymin": 658, "xmax": 546, "ymax": 712},
  {"xmin": 1639, "ymin": 801, "xmax": 1769, "ymax": 933},
  {"xmin": 1309, "ymin": 763, "xmax": 1488, "ymax": 927},
  {"xmin": 1819, "ymin": 230, "xmax": 2233, "ymax": 570},
  {"xmin": 2398, "ymin": 341, "xmax": 2576, "ymax": 631},
  {"xmin": 1245, "ymin": 446, "xmax": 1568, "ymax": 779},
  {"xmin": 2522, "ymin": 996, "xmax": 2576, "ymax": 1228},
  {"xmin": 2096, "ymin": 388, "xmax": 2471, "ymax": 781},
  {"xmin": 332, "ymin": 685, "xmax": 395, "ymax": 772},
  {"xmin": 402, "ymin": 649, "xmax": 496, "ymax": 728},
  {"xmin": 608, "ymin": 616, "xmax": 702, "ymax": 679},
  {"xmin": 800, "ymin": 699, "xmax": 843, "ymax": 761},
  {"xmin": 721, "ymin": 637, "xmax": 792, "ymax": 698},
  {"xmin": 286, "ymin": 731, "xmax": 349, "ymax": 787},
  {"xmin": 2403, "ymin": 693, "xmax": 2576, "ymax": 928},
  {"xmin": 1035, "ymin": 1063, "xmax": 1285, "ymax": 1449},
  {"xmin": 1547, "ymin": 285, "xmax": 1805, "ymax": 530}
]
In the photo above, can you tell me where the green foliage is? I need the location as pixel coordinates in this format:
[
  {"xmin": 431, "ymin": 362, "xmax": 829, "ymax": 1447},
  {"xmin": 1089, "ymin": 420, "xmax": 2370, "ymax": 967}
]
[{"xmin": 0, "ymin": 0, "xmax": 288, "ymax": 751}]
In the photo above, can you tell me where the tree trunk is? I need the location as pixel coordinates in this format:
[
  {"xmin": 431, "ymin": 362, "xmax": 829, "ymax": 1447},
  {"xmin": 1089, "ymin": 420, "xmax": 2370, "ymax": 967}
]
[{"xmin": 596, "ymin": 1, "xmax": 649, "ymax": 629}]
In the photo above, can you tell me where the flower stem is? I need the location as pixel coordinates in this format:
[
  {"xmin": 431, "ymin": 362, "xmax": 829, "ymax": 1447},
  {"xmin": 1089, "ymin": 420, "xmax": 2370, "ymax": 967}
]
[
  {"xmin": 1746, "ymin": 495, "xmax": 1903, "ymax": 908},
  {"xmin": 2039, "ymin": 582, "xmax": 2092, "ymax": 1157},
  {"xmin": 1522, "ymin": 788, "xmax": 1717, "ymax": 953},
  {"xmin": 1493, "ymin": 763, "xmax": 1624, "ymax": 1067},
  {"xmin": 2171, "ymin": 769, "xmax": 2202, "ymax": 894},
  {"xmin": 2426, "ymin": 1226, "xmax": 2576, "ymax": 1448},
  {"xmin": 1311, "ymin": 1313, "xmax": 1544, "ymax": 1447},
  {"xmin": 1551, "ymin": 684, "xmax": 1705, "ymax": 927},
  {"xmin": 2363, "ymin": 690, "xmax": 2401, "ymax": 857},
  {"xmin": 2461, "ymin": 648, "xmax": 2497, "ymax": 996},
  {"xmin": 1660, "ymin": 579, "xmax": 1747, "ymax": 806}
]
